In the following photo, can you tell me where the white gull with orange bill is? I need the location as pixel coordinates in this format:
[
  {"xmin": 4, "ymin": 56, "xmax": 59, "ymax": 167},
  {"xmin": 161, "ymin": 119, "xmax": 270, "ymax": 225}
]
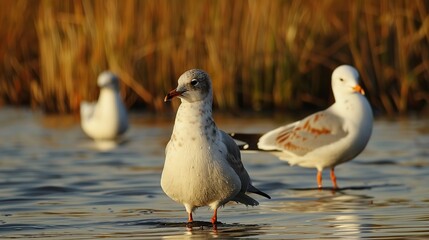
[{"xmin": 233, "ymin": 65, "xmax": 373, "ymax": 189}]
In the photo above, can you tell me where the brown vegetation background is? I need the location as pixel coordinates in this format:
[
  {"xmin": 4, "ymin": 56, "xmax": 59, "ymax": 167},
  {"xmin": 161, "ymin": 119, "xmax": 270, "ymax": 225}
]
[{"xmin": 0, "ymin": 0, "xmax": 428, "ymax": 115}]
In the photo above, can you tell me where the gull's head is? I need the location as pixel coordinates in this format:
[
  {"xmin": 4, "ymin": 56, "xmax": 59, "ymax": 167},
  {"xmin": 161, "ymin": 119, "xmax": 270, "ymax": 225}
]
[
  {"xmin": 164, "ymin": 69, "xmax": 212, "ymax": 103},
  {"xmin": 331, "ymin": 65, "xmax": 365, "ymax": 97},
  {"xmin": 97, "ymin": 71, "xmax": 120, "ymax": 89}
]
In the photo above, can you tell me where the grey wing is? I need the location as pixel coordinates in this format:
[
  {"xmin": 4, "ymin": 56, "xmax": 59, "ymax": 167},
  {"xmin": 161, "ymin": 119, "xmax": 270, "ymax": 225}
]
[
  {"xmin": 220, "ymin": 131, "xmax": 251, "ymax": 192},
  {"xmin": 220, "ymin": 131, "xmax": 271, "ymax": 200},
  {"xmin": 270, "ymin": 110, "xmax": 348, "ymax": 156}
]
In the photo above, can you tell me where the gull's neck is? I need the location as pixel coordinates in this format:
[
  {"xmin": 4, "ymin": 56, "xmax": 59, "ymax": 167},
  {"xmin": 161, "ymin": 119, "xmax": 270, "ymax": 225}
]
[
  {"xmin": 176, "ymin": 98, "xmax": 213, "ymax": 124},
  {"xmin": 334, "ymin": 91, "xmax": 362, "ymax": 107},
  {"xmin": 99, "ymin": 87, "xmax": 119, "ymax": 97},
  {"xmin": 332, "ymin": 92, "xmax": 372, "ymax": 124},
  {"xmin": 173, "ymin": 98, "xmax": 217, "ymax": 140},
  {"xmin": 97, "ymin": 88, "xmax": 121, "ymax": 108}
]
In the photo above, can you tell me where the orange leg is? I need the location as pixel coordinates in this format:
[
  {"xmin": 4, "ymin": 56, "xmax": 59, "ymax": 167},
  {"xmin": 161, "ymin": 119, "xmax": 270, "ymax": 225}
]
[
  {"xmin": 188, "ymin": 212, "xmax": 193, "ymax": 223},
  {"xmin": 330, "ymin": 168, "xmax": 339, "ymax": 189},
  {"xmin": 211, "ymin": 208, "xmax": 218, "ymax": 230},
  {"xmin": 211, "ymin": 208, "xmax": 218, "ymax": 224},
  {"xmin": 317, "ymin": 170, "xmax": 323, "ymax": 189}
]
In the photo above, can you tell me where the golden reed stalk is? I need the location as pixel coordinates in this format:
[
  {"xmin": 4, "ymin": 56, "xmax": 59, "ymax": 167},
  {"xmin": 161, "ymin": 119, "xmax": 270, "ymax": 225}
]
[{"xmin": 0, "ymin": 0, "xmax": 427, "ymax": 115}]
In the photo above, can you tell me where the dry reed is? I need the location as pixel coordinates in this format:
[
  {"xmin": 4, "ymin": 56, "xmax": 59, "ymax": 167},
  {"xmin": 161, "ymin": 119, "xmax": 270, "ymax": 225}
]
[{"xmin": 0, "ymin": 0, "xmax": 428, "ymax": 115}]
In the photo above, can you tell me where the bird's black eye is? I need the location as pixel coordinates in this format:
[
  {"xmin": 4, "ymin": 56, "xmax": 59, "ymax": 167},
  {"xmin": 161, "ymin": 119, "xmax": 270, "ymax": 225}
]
[
  {"xmin": 190, "ymin": 79, "xmax": 199, "ymax": 86},
  {"xmin": 339, "ymin": 78, "xmax": 344, "ymax": 82}
]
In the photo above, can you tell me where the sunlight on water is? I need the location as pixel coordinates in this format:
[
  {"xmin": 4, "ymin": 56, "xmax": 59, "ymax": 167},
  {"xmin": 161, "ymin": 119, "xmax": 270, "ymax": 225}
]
[{"xmin": 0, "ymin": 108, "xmax": 428, "ymax": 239}]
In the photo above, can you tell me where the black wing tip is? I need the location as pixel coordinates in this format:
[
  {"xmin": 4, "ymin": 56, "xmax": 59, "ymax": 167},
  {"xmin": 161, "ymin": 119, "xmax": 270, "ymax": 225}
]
[
  {"xmin": 228, "ymin": 132, "xmax": 263, "ymax": 139},
  {"xmin": 259, "ymin": 191, "xmax": 271, "ymax": 199},
  {"xmin": 248, "ymin": 187, "xmax": 271, "ymax": 199},
  {"xmin": 228, "ymin": 132, "xmax": 263, "ymax": 151}
]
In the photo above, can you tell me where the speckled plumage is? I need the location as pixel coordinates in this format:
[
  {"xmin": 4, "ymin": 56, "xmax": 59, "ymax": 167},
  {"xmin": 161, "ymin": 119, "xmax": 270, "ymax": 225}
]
[{"xmin": 161, "ymin": 69, "xmax": 270, "ymax": 226}]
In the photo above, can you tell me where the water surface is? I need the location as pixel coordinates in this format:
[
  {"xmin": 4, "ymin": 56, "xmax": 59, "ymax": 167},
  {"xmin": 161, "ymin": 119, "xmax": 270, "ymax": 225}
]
[{"xmin": 0, "ymin": 108, "xmax": 428, "ymax": 239}]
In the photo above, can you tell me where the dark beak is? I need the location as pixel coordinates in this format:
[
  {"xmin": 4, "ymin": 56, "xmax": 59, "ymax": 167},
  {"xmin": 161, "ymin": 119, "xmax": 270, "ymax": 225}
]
[{"xmin": 164, "ymin": 89, "xmax": 184, "ymax": 102}]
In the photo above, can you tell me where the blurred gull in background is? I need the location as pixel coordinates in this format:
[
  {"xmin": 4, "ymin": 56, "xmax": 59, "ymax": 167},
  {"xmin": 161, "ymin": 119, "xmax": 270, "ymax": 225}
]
[{"xmin": 80, "ymin": 71, "xmax": 128, "ymax": 142}]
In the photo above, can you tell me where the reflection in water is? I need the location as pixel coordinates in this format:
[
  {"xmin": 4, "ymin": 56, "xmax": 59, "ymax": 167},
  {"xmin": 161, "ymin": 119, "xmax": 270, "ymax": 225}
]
[
  {"xmin": 82, "ymin": 137, "xmax": 129, "ymax": 151},
  {"xmin": 0, "ymin": 109, "xmax": 429, "ymax": 238},
  {"xmin": 331, "ymin": 212, "xmax": 362, "ymax": 240},
  {"xmin": 266, "ymin": 189, "xmax": 375, "ymax": 238},
  {"xmin": 321, "ymin": 194, "xmax": 371, "ymax": 240},
  {"xmin": 160, "ymin": 221, "xmax": 265, "ymax": 239}
]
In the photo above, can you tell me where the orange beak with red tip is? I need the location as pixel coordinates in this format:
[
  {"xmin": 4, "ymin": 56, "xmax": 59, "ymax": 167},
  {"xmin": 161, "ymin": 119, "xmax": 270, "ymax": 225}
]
[{"xmin": 353, "ymin": 85, "xmax": 365, "ymax": 95}]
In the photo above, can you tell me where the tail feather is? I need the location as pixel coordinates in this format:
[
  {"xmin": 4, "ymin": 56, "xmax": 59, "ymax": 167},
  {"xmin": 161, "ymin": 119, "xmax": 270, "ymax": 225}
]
[
  {"xmin": 247, "ymin": 184, "xmax": 271, "ymax": 199},
  {"xmin": 232, "ymin": 193, "xmax": 259, "ymax": 206}
]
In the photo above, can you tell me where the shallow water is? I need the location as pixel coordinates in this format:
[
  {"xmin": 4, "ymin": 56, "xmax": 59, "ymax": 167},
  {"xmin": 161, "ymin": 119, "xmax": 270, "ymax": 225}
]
[{"xmin": 0, "ymin": 108, "xmax": 428, "ymax": 239}]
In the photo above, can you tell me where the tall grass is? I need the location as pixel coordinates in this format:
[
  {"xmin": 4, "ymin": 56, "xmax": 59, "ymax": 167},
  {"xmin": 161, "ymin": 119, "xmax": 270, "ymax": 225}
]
[
  {"xmin": 0, "ymin": 0, "xmax": 39, "ymax": 107},
  {"xmin": 0, "ymin": 0, "xmax": 428, "ymax": 115}
]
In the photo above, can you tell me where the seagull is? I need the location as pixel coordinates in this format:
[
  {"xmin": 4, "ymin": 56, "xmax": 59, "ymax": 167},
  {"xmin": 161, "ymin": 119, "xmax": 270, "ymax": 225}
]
[
  {"xmin": 231, "ymin": 65, "xmax": 373, "ymax": 189},
  {"xmin": 161, "ymin": 69, "xmax": 270, "ymax": 227},
  {"xmin": 80, "ymin": 71, "xmax": 128, "ymax": 141}
]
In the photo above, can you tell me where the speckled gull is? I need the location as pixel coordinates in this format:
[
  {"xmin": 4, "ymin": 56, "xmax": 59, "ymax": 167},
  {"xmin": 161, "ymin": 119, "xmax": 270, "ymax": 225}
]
[
  {"xmin": 161, "ymin": 69, "xmax": 270, "ymax": 227},
  {"xmin": 231, "ymin": 65, "xmax": 373, "ymax": 189},
  {"xmin": 80, "ymin": 71, "xmax": 128, "ymax": 141}
]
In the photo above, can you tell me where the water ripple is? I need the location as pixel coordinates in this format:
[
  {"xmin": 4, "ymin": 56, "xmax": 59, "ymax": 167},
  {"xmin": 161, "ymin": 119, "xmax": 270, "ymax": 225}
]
[{"xmin": 0, "ymin": 110, "xmax": 429, "ymax": 238}]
